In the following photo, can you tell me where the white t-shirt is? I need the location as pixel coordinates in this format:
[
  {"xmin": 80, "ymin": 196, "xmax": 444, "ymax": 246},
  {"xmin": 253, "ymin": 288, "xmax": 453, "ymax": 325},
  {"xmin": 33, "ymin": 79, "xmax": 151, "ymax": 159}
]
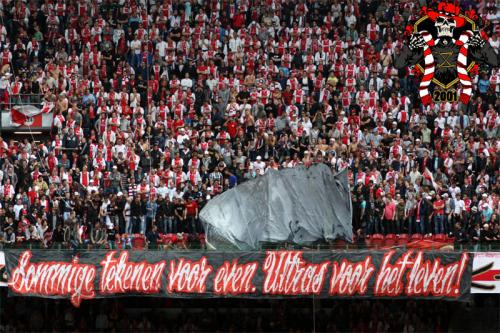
[
  {"xmin": 449, "ymin": 186, "xmax": 461, "ymax": 199},
  {"xmin": 156, "ymin": 41, "xmax": 168, "ymax": 57},
  {"xmin": 454, "ymin": 199, "xmax": 465, "ymax": 215},
  {"xmin": 13, "ymin": 204, "xmax": 24, "ymax": 220},
  {"xmin": 345, "ymin": 14, "xmax": 357, "ymax": 27},
  {"xmin": 130, "ymin": 39, "xmax": 142, "ymax": 54},
  {"xmin": 156, "ymin": 186, "xmax": 169, "ymax": 198},
  {"xmin": 253, "ymin": 161, "xmax": 266, "ymax": 171},
  {"xmin": 180, "ymin": 78, "xmax": 193, "ymax": 89},
  {"xmin": 176, "ymin": 134, "xmax": 190, "ymax": 146}
]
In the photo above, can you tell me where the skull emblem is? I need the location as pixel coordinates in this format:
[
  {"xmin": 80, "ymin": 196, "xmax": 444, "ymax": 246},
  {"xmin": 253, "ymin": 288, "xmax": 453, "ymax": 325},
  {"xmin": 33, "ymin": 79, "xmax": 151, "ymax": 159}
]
[{"xmin": 435, "ymin": 16, "xmax": 456, "ymax": 38}]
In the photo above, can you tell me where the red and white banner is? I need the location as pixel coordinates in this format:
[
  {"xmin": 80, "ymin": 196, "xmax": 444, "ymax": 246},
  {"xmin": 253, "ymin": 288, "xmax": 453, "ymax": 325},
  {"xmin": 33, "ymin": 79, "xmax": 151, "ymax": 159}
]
[
  {"xmin": 3, "ymin": 250, "xmax": 472, "ymax": 307},
  {"xmin": 10, "ymin": 105, "xmax": 52, "ymax": 127},
  {"xmin": 472, "ymin": 252, "xmax": 500, "ymax": 293}
]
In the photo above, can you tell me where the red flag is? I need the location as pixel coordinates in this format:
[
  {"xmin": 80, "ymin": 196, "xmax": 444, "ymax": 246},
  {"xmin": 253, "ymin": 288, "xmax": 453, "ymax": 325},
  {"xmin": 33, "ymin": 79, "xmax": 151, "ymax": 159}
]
[
  {"xmin": 10, "ymin": 105, "xmax": 48, "ymax": 127},
  {"xmin": 423, "ymin": 167, "xmax": 439, "ymax": 190},
  {"xmin": 10, "ymin": 108, "xmax": 28, "ymax": 126}
]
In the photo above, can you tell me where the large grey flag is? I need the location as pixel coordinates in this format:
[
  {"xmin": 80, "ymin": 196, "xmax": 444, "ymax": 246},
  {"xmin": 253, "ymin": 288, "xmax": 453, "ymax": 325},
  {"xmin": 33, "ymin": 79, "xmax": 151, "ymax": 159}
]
[{"xmin": 200, "ymin": 164, "xmax": 352, "ymax": 250}]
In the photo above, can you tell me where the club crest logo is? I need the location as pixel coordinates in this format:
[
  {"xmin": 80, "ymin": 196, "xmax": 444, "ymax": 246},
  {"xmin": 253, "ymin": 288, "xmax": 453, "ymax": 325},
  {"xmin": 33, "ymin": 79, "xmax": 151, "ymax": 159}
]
[{"xmin": 395, "ymin": 2, "xmax": 498, "ymax": 105}]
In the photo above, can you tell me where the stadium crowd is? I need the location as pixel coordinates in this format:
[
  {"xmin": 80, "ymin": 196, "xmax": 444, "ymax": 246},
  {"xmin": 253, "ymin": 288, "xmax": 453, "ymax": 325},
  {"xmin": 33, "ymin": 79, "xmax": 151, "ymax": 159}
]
[{"xmin": 0, "ymin": 0, "xmax": 498, "ymax": 250}]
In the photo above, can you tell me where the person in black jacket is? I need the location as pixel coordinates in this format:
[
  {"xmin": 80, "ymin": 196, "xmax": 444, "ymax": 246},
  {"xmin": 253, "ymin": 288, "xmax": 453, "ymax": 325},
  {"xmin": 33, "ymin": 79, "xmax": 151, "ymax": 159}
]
[
  {"xmin": 51, "ymin": 223, "xmax": 65, "ymax": 249},
  {"xmin": 151, "ymin": 143, "xmax": 162, "ymax": 169},
  {"xmin": 375, "ymin": 195, "xmax": 386, "ymax": 232},
  {"xmin": 85, "ymin": 197, "xmax": 100, "ymax": 226},
  {"xmin": 414, "ymin": 194, "xmax": 429, "ymax": 235},
  {"xmin": 475, "ymin": 151, "xmax": 488, "ymax": 173},
  {"xmin": 469, "ymin": 223, "xmax": 482, "ymax": 249},
  {"xmin": 115, "ymin": 193, "xmax": 127, "ymax": 233},
  {"xmin": 146, "ymin": 224, "xmax": 161, "ymax": 249},
  {"xmin": 107, "ymin": 224, "xmax": 119, "ymax": 249},
  {"xmin": 417, "ymin": 150, "xmax": 432, "ymax": 173},
  {"xmin": 173, "ymin": 197, "xmax": 186, "ymax": 233},
  {"xmin": 130, "ymin": 196, "xmax": 145, "ymax": 234},
  {"xmin": 46, "ymin": 205, "xmax": 63, "ymax": 231},
  {"xmin": 423, "ymin": 195, "xmax": 434, "ymax": 236},
  {"xmin": 453, "ymin": 222, "xmax": 468, "ymax": 250},
  {"xmin": 429, "ymin": 151, "xmax": 443, "ymax": 173},
  {"xmin": 63, "ymin": 128, "xmax": 79, "ymax": 151},
  {"xmin": 165, "ymin": 197, "xmax": 176, "ymax": 234},
  {"xmin": 155, "ymin": 196, "xmax": 167, "ymax": 234},
  {"xmin": 480, "ymin": 223, "xmax": 497, "ymax": 249}
]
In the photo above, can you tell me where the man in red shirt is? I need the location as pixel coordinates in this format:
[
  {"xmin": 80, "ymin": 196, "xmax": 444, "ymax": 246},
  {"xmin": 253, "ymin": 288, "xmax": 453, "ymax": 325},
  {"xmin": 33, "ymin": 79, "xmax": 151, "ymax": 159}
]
[
  {"xmin": 282, "ymin": 85, "xmax": 293, "ymax": 106},
  {"xmin": 433, "ymin": 194, "xmax": 445, "ymax": 234},
  {"xmin": 184, "ymin": 196, "xmax": 199, "ymax": 234},
  {"xmin": 232, "ymin": 11, "xmax": 245, "ymax": 29},
  {"xmin": 226, "ymin": 117, "xmax": 238, "ymax": 138}
]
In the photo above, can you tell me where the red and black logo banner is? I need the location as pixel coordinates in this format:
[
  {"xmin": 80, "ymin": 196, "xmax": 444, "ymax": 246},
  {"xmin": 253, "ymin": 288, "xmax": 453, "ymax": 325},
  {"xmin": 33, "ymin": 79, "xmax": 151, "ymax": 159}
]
[
  {"xmin": 3, "ymin": 250, "xmax": 472, "ymax": 307},
  {"xmin": 472, "ymin": 253, "xmax": 500, "ymax": 293}
]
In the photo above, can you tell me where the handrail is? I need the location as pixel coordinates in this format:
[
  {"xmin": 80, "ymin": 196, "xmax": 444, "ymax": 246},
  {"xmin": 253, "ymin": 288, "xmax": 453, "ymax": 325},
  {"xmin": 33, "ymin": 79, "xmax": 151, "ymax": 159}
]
[
  {"xmin": 1, "ymin": 242, "xmax": 499, "ymax": 252},
  {"xmin": 3, "ymin": 93, "xmax": 45, "ymax": 110}
]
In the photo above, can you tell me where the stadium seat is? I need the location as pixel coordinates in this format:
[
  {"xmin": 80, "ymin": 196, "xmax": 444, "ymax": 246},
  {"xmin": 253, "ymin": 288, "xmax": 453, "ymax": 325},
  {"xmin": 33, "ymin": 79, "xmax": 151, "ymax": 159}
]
[
  {"xmin": 410, "ymin": 234, "xmax": 423, "ymax": 242},
  {"xmin": 132, "ymin": 234, "xmax": 146, "ymax": 250},
  {"xmin": 433, "ymin": 234, "xmax": 447, "ymax": 242},
  {"xmin": 371, "ymin": 234, "xmax": 385, "ymax": 248},
  {"xmin": 423, "ymin": 233, "xmax": 434, "ymax": 240},
  {"xmin": 397, "ymin": 234, "xmax": 409, "ymax": 245},
  {"xmin": 384, "ymin": 234, "xmax": 397, "ymax": 247}
]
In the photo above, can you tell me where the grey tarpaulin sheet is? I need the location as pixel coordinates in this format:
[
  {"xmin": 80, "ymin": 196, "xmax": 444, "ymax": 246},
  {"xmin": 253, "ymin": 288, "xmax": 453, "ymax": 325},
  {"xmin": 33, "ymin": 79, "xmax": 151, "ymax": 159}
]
[{"xmin": 200, "ymin": 164, "xmax": 352, "ymax": 250}]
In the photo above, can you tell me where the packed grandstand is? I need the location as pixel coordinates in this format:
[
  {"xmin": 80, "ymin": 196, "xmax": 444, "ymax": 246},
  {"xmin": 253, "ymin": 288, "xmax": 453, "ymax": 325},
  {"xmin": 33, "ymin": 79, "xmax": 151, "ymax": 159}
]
[{"xmin": 0, "ymin": 0, "xmax": 498, "ymax": 252}]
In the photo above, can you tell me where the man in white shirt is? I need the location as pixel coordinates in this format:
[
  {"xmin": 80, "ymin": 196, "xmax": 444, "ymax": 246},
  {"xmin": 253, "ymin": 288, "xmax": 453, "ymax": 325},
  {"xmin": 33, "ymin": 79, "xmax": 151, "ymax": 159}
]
[
  {"xmin": 453, "ymin": 193, "xmax": 465, "ymax": 216},
  {"xmin": 436, "ymin": 114, "xmax": 446, "ymax": 130},
  {"xmin": 206, "ymin": 74, "xmax": 218, "ymax": 91},
  {"xmin": 113, "ymin": 25, "xmax": 124, "ymax": 45},
  {"xmin": 155, "ymin": 37, "xmax": 168, "ymax": 58},
  {"xmin": 253, "ymin": 156, "xmax": 266, "ymax": 171},
  {"xmin": 156, "ymin": 179, "xmax": 169, "ymax": 199},
  {"xmin": 345, "ymin": 10, "xmax": 357, "ymax": 28},
  {"xmin": 449, "ymin": 183, "xmax": 461, "ymax": 199},
  {"xmin": 13, "ymin": 198, "xmax": 24, "ymax": 221},
  {"xmin": 112, "ymin": 139, "xmax": 127, "ymax": 158},
  {"xmin": 176, "ymin": 128, "xmax": 190, "ymax": 147},
  {"xmin": 129, "ymin": 37, "xmax": 142, "ymax": 67},
  {"xmin": 169, "ymin": 14, "xmax": 180, "ymax": 28},
  {"xmin": 180, "ymin": 73, "xmax": 193, "ymax": 90}
]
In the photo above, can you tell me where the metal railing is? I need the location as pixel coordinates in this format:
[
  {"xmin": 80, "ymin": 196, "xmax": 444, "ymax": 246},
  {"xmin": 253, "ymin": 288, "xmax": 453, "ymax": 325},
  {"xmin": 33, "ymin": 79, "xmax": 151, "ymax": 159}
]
[
  {"xmin": 1, "ymin": 242, "xmax": 499, "ymax": 252},
  {"xmin": 4, "ymin": 93, "xmax": 44, "ymax": 109}
]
